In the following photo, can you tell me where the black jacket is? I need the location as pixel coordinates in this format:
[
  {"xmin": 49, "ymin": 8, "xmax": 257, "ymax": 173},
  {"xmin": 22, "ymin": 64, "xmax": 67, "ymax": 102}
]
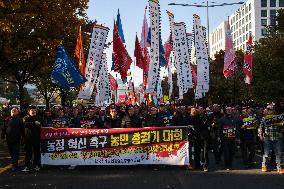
[
  {"xmin": 218, "ymin": 115, "xmax": 242, "ymax": 140},
  {"xmin": 172, "ymin": 113, "xmax": 189, "ymax": 126},
  {"xmin": 189, "ymin": 115, "xmax": 210, "ymax": 140},
  {"xmin": 121, "ymin": 115, "xmax": 142, "ymax": 128},
  {"xmin": 105, "ymin": 116, "xmax": 122, "ymax": 128},
  {"xmin": 23, "ymin": 115, "xmax": 41, "ymax": 143},
  {"xmin": 143, "ymin": 115, "xmax": 164, "ymax": 127},
  {"xmin": 2, "ymin": 116, "xmax": 24, "ymax": 143}
]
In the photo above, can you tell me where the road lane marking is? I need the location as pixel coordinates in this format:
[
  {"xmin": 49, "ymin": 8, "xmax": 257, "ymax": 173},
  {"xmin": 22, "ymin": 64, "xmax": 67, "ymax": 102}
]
[{"xmin": 0, "ymin": 160, "xmax": 24, "ymax": 174}]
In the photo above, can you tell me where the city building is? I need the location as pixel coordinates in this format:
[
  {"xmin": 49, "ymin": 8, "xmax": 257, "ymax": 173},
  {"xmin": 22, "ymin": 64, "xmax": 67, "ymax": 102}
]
[
  {"xmin": 209, "ymin": 21, "xmax": 229, "ymax": 59},
  {"xmin": 209, "ymin": 0, "xmax": 284, "ymax": 59}
]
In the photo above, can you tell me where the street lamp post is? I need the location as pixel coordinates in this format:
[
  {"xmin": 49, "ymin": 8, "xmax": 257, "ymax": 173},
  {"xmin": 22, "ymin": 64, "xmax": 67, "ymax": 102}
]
[{"xmin": 169, "ymin": 1, "xmax": 244, "ymax": 56}]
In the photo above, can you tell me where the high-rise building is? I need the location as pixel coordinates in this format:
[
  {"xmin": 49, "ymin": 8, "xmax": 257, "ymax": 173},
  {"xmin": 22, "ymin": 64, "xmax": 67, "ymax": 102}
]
[
  {"xmin": 209, "ymin": 21, "xmax": 229, "ymax": 59},
  {"xmin": 209, "ymin": 0, "xmax": 284, "ymax": 59}
]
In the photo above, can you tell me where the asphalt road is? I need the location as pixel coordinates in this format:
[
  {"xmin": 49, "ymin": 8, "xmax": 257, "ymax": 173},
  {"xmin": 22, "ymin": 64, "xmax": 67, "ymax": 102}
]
[{"xmin": 0, "ymin": 140, "xmax": 283, "ymax": 189}]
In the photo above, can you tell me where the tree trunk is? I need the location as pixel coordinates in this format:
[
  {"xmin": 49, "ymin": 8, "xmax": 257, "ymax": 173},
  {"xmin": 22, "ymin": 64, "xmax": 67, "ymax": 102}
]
[
  {"xmin": 43, "ymin": 88, "xmax": 50, "ymax": 110},
  {"xmin": 18, "ymin": 83, "xmax": 25, "ymax": 110},
  {"xmin": 45, "ymin": 98, "xmax": 50, "ymax": 110},
  {"xmin": 60, "ymin": 89, "xmax": 66, "ymax": 106}
]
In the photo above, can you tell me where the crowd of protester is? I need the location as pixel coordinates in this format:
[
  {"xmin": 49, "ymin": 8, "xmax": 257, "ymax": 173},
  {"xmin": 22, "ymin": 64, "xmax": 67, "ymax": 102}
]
[{"xmin": 1, "ymin": 102, "xmax": 283, "ymax": 174}]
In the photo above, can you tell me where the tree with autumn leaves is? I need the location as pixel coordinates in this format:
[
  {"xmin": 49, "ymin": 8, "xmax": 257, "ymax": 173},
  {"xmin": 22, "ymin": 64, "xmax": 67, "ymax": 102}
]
[{"xmin": 0, "ymin": 0, "xmax": 94, "ymax": 108}]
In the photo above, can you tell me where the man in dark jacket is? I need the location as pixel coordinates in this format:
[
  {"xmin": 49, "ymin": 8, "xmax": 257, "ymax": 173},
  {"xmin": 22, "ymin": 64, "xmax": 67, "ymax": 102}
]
[
  {"xmin": 143, "ymin": 106, "xmax": 164, "ymax": 127},
  {"xmin": 240, "ymin": 107, "xmax": 257, "ymax": 168},
  {"xmin": 22, "ymin": 106, "xmax": 41, "ymax": 172},
  {"xmin": 158, "ymin": 104, "xmax": 173, "ymax": 126},
  {"xmin": 1, "ymin": 107, "xmax": 24, "ymax": 171},
  {"xmin": 218, "ymin": 106, "xmax": 242, "ymax": 170},
  {"xmin": 189, "ymin": 107, "xmax": 211, "ymax": 171},
  {"xmin": 209, "ymin": 104, "xmax": 223, "ymax": 164},
  {"xmin": 121, "ymin": 106, "xmax": 142, "ymax": 128},
  {"xmin": 172, "ymin": 106, "xmax": 189, "ymax": 126},
  {"xmin": 105, "ymin": 107, "xmax": 122, "ymax": 128}
]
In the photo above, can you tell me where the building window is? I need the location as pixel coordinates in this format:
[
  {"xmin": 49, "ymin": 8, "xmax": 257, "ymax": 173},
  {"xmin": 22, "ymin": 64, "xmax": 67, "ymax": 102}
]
[
  {"xmin": 261, "ymin": 0, "xmax": 267, "ymax": 7},
  {"xmin": 270, "ymin": 10, "xmax": 277, "ymax": 26},
  {"xmin": 242, "ymin": 9, "xmax": 244, "ymax": 16},
  {"xmin": 249, "ymin": 22, "xmax": 252, "ymax": 29},
  {"xmin": 261, "ymin": 10, "xmax": 267, "ymax": 17},
  {"xmin": 245, "ymin": 6, "xmax": 248, "ymax": 14},
  {"xmin": 249, "ymin": 13, "xmax": 251, "ymax": 20},
  {"xmin": 249, "ymin": 3, "xmax": 251, "ymax": 11},
  {"xmin": 270, "ymin": 10, "xmax": 276, "ymax": 17},
  {"xmin": 270, "ymin": 19, "xmax": 276, "ymax": 26},
  {"xmin": 280, "ymin": 0, "xmax": 284, "ymax": 7},
  {"xmin": 261, "ymin": 19, "xmax": 267, "ymax": 26},
  {"xmin": 246, "ymin": 24, "xmax": 248, "ymax": 31},
  {"xmin": 261, "ymin": 28, "xmax": 268, "ymax": 36},
  {"xmin": 246, "ymin": 15, "xmax": 248, "ymax": 22},
  {"xmin": 270, "ymin": 0, "xmax": 276, "ymax": 7},
  {"xmin": 242, "ymin": 18, "xmax": 244, "ymax": 25}
]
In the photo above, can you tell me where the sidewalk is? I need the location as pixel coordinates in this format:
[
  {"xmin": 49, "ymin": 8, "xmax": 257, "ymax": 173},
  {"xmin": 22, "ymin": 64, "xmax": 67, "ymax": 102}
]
[{"xmin": 0, "ymin": 140, "xmax": 24, "ymax": 173}]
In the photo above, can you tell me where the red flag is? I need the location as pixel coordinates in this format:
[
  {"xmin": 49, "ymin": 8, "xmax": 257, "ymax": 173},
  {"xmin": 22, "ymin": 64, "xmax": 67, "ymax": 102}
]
[
  {"xmin": 243, "ymin": 33, "xmax": 253, "ymax": 84},
  {"xmin": 134, "ymin": 34, "xmax": 145, "ymax": 70},
  {"xmin": 142, "ymin": 48, "xmax": 149, "ymax": 88},
  {"xmin": 74, "ymin": 26, "xmax": 86, "ymax": 76},
  {"xmin": 164, "ymin": 33, "xmax": 173, "ymax": 68},
  {"xmin": 113, "ymin": 21, "xmax": 132, "ymax": 81},
  {"xmin": 140, "ymin": 6, "xmax": 150, "ymax": 49},
  {"xmin": 192, "ymin": 65, "xmax": 197, "ymax": 89},
  {"xmin": 109, "ymin": 74, "xmax": 118, "ymax": 91},
  {"xmin": 140, "ymin": 6, "xmax": 150, "ymax": 89},
  {"xmin": 223, "ymin": 22, "xmax": 236, "ymax": 78}
]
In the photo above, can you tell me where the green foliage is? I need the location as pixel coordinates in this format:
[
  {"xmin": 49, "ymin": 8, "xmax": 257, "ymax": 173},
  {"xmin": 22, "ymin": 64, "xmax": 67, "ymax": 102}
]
[
  {"xmin": 209, "ymin": 49, "xmax": 249, "ymax": 105},
  {"xmin": 252, "ymin": 32, "xmax": 284, "ymax": 103}
]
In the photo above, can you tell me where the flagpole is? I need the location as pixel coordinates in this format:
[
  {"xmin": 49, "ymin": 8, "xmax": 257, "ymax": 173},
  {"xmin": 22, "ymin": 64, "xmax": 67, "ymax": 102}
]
[
  {"xmin": 233, "ymin": 64, "xmax": 236, "ymax": 104},
  {"xmin": 231, "ymin": 15, "xmax": 236, "ymax": 105}
]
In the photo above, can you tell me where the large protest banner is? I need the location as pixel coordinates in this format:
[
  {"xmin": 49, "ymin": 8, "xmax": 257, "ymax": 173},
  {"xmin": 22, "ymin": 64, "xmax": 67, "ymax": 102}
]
[{"xmin": 41, "ymin": 127, "xmax": 189, "ymax": 165}]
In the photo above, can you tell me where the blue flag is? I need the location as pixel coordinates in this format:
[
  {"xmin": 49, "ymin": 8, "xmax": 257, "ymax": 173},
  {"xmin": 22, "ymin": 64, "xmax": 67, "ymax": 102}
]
[
  {"xmin": 146, "ymin": 27, "xmax": 166, "ymax": 67},
  {"xmin": 116, "ymin": 9, "xmax": 125, "ymax": 43},
  {"xmin": 159, "ymin": 33, "xmax": 166, "ymax": 67},
  {"xmin": 147, "ymin": 27, "xmax": 151, "ymax": 45},
  {"xmin": 51, "ymin": 45, "xmax": 86, "ymax": 90}
]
